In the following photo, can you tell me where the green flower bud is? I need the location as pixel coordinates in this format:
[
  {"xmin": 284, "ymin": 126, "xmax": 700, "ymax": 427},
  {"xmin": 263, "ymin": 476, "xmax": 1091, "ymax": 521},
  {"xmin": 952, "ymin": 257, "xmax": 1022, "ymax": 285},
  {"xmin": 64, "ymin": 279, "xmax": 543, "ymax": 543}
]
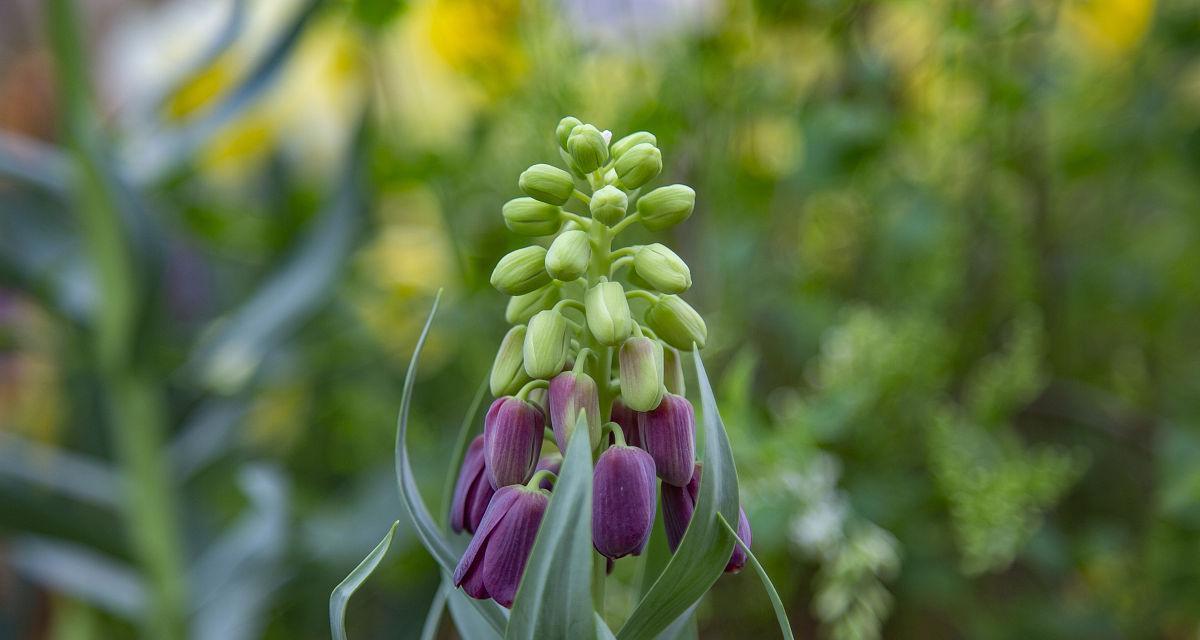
[
  {"xmin": 506, "ymin": 284, "xmax": 558, "ymax": 324},
  {"xmin": 645, "ymin": 294, "xmax": 707, "ymax": 351},
  {"xmin": 559, "ymin": 148, "xmax": 585, "ymax": 178},
  {"xmin": 610, "ymin": 131, "xmax": 656, "ymax": 160},
  {"xmin": 546, "ymin": 229, "xmax": 590, "ymax": 282},
  {"xmin": 662, "ymin": 345, "xmax": 686, "ymax": 396},
  {"xmin": 491, "ymin": 246, "xmax": 551, "ymax": 295},
  {"xmin": 567, "ymin": 124, "xmax": 609, "ymax": 174},
  {"xmin": 490, "ymin": 325, "xmax": 530, "ymax": 396},
  {"xmin": 502, "ymin": 197, "xmax": 562, "ymax": 236},
  {"xmin": 585, "ymin": 281, "xmax": 633, "ymax": 346},
  {"xmin": 619, "ymin": 336, "xmax": 665, "ymax": 411},
  {"xmin": 524, "ymin": 309, "xmax": 571, "ymax": 378},
  {"xmin": 556, "ymin": 116, "xmax": 583, "ymax": 149},
  {"xmin": 633, "ymin": 243, "xmax": 692, "ymax": 294},
  {"xmin": 519, "ymin": 164, "xmax": 575, "ymax": 206},
  {"xmin": 636, "ymin": 184, "xmax": 694, "ymax": 231},
  {"xmin": 590, "ymin": 185, "xmax": 628, "ymax": 226},
  {"xmin": 614, "ymin": 142, "xmax": 661, "ymax": 189}
]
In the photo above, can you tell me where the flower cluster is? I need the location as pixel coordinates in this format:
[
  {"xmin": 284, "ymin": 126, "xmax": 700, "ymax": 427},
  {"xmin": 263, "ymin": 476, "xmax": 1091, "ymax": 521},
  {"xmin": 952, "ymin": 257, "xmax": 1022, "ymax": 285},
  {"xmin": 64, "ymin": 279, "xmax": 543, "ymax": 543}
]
[{"xmin": 450, "ymin": 116, "xmax": 751, "ymax": 608}]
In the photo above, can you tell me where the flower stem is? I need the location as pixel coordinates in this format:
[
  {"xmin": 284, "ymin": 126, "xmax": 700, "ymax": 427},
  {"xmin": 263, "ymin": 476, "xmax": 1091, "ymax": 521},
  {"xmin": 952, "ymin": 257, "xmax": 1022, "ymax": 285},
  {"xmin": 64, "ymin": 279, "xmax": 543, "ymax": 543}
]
[{"xmin": 515, "ymin": 379, "xmax": 549, "ymax": 401}]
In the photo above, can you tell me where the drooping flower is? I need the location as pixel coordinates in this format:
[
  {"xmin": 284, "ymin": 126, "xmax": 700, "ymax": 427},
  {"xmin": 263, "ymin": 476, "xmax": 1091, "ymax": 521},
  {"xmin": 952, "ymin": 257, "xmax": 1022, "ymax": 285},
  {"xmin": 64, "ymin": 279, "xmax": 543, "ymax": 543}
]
[
  {"xmin": 661, "ymin": 463, "xmax": 753, "ymax": 573},
  {"xmin": 638, "ymin": 393, "xmax": 695, "ymax": 486},
  {"xmin": 618, "ymin": 335, "xmax": 664, "ymax": 411},
  {"xmin": 483, "ymin": 396, "xmax": 544, "ymax": 488},
  {"xmin": 452, "ymin": 485, "xmax": 549, "ymax": 607},
  {"xmin": 592, "ymin": 444, "xmax": 657, "ymax": 560},
  {"xmin": 450, "ymin": 435, "xmax": 496, "ymax": 534},
  {"xmin": 548, "ymin": 371, "xmax": 601, "ymax": 452},
  {"xmin": 609, "ymin": 398, "xmax": 641, "ymax": 449}
]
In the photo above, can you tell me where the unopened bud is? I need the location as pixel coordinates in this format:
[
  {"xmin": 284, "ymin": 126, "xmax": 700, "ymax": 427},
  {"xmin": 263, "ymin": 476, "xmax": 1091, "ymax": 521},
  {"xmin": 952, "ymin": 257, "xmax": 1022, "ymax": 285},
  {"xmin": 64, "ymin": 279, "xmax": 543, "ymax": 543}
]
[
  {"xmin": 633, "ymin": 243, "xmax": 692, "ymax": 294},
  {"xmin": 610, "ymin": 131, "xmax": 656, "ymax": 160},
  {"xmin": 491, "ymin": 246, "xmax": 551, "ymax": 295},
  {"xmin": 638, "ymin": 393, "xmax": 695, "ymax": 487},
  {"xmin": 545, "ymin": 229, "xmax": 590, "ymax": 282},
  {"xmin": 523, "ymin": 309, "xmax": 571, "ymax": 378},
  {"xmin": 567, "ymin": 124, "xmax": 609, "ymax": 173},
  {"xmin": 502, "ymin": 197, "xmax": 562, "ymax": 236},
  {"xmin": 585, "ymin": 281, "xmax": 633, "ymax": 346},
  {"xmin": 614, "ymin": 142, "xmax": 661, "ymax": 189},
  {"xmin": 592, "ymin": 444, "xmax": 657, "ymax": 559},
  {"xmin": 645, "ymin": 294, "xmax": 707, "ymax": 351},
  {"xmin": 590, "ymin": 185, "xmax": 628, "ymax": 225},
  {"xmin": 490, "ymin": 325, "xmax": 530, "ymax": 397},
  {"xmin": 482, "ymin": 396, "xmax": 545, "ymax": 488},
  {"xmin": 619, "ymin": 336, "xmax": 664, "ymax": 412},
  {"xmin": 506, "ymin": 284, "xmax": 559, "ymax": 324},
  {"xmin": 636, "ymin": 184, "xmax": 694, "ymax": 231},
  {"xmin": 548, "ymin": 371, "xmax": 601, "ymax": 452},
  {"xmin": 519, "ymin": 164, "xmax": 576, "ymax": 206},
  {"xmin": 662, "ymin": 346, "xmax": 686, "ymax": 396},
  {"xmin": 556, "ymin": 116, "xmax": 583, "ymax": 149}
]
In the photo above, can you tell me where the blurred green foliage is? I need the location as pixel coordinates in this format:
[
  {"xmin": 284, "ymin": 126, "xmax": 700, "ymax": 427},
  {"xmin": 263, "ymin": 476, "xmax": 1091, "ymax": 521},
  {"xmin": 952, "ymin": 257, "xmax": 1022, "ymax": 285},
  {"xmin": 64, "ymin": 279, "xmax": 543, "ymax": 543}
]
[{"xmin": 1, "ymin": 0, "xmax": 1198, "ymax": 638}]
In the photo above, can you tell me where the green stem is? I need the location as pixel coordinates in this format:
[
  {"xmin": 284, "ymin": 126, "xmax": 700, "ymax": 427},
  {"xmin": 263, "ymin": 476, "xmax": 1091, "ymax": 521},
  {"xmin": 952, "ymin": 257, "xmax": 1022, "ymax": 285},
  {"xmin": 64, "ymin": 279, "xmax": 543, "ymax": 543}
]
[
  {"xmin": 516, "ymin": 379, "xmax": 549, "ymax": 401},
  {"xmin": 572, "ymin": 189, "xmax": 592, "ymax": 204},
  {"xmin": 609, "ymin": 256, "xmax": 634, "ymax": 276},
  {"xmin": 602, "ymin": 422, "xmax": 626, "ymax": 447},
  {"xmin": 561, "ymin": 211, "xmax": 592, "ymax": 228},
  {"xmin": 611, "ymin": 212, "xmax": 641, "ymax": 236},
  {"xmin": 48, "ymin": 2, "xmax": 185, "ymax": 638},
  {"xmin": 525, "ymin": 469, "xmax": 558, "ymax": 490},
  {"xmin": 553, "ymin": 298, "xmax": 586, "ymax": 314},
  {"xmin": 626, "ymin": 289, "xmax": 660, "ymax": 305}
]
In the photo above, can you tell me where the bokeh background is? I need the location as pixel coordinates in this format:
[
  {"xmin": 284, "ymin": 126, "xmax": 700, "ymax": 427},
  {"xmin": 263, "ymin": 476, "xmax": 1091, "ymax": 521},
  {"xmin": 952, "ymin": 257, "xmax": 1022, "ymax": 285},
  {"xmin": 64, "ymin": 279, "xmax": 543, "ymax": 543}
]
[{"xmin": 2, "ymin": 0, "xmax": 1199, "ymax": 638}]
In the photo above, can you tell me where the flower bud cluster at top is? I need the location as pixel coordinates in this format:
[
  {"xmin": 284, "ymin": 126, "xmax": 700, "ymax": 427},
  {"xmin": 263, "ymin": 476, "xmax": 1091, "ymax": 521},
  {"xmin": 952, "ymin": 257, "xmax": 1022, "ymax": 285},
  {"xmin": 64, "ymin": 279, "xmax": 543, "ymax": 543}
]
[
  {"xmin": 490, "ymin": 116, "xmax": 705, "ymax": 420},
  {"xmin": 452, "ymin": 118, "xmax": 747, "ymax": 610}
]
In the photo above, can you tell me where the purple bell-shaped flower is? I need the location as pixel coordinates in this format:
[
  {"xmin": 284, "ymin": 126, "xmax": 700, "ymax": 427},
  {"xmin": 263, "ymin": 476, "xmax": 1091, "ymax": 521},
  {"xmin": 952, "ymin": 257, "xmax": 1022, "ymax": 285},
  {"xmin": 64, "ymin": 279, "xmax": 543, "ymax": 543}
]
[
  {"xmin": 450, "ymin": 435, "xmax": 495, "ymax": 534},
  {"xmin": 609, "ymin": 398, "xmax": 641, "ymax": 449},
  {"xmin": 548, "ymin": 371, "xmax": 601, "ymax": 452},
  {"xmin": 592, "ymin": 444, "xmax": 656, "ymax": 560},
  {"xmin": 483, "ymin": 396, "xmax": 544, "ymax": 488},
  {"xmin": 452, "ymin": 485, "xmax": 549, "ymax": 607},
  {"xmin": 638, "ymin": 393, "xmax": 695, "ymax": 487},
  {"xmin": 661, "ymin": 463, "xmax": 753, "ymax": 573}
]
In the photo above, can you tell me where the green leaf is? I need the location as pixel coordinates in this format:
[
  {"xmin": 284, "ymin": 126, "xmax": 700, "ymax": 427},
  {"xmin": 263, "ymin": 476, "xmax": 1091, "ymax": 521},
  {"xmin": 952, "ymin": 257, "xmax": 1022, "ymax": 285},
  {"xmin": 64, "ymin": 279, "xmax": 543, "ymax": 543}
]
[
  {"xmin": 393, "ymin": 292, "xmax": 509, "ymax": 635},
  {"xmin": 718, "ymin": 514, "xmax": 794, "ymax": 640},
  {"xmin": 329, "ymin": 520, "xmax": 399, "ymax": 640},
  {"xmin": 507, "ymin": 412, "xmax": 598, "ymax": 640},
  {"xmin": 420, "ymin": 582, "xmax": 448, "ymax": 640},
  {"xmin": 444, "ymin": 572, "xmax": 503, "ymax": 640},
  {"xmin": 617, "ymin": 350, "xmax": 740, "ymax": 640}
]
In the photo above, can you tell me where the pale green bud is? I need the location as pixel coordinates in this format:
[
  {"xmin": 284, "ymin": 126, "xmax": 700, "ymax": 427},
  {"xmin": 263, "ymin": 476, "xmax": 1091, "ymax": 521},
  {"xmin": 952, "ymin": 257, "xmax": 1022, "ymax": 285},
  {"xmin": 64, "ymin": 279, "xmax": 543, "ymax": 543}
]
[
  {"xmin": 490, "ymin": 325, "xmax": 530, "ymax": 396},
  {"xmin": 645, "ymin": 294, "xmax": 707, "ymax": 350},
  {"xmin": 556, "ymin": 116, "xmax": 583, "ymax": 149},
  {"xmin": 636, "ymin": 184, "xmax": 694, "ymax": 231},
  {"xmin": 506, "ymin": 284, "xmax": 558, "ymax": 324},
  {"xmin": 567, "ymin": 124, "xmax": 609, "ymax": 173},
  {"xmin": 633, "ymin": 243, "xmax": 692, "ymax": 294},
  {"xmin": 491, "ymin": 246, "xmax": 551, "ymax": 295},
  {"xmin": 614, "ymin": 142, "xmax": 661, "ymax": 189},
  {"xmin": 585, "ymin": 281, "xmax": 633, "ymax": 346},
  {"xmin": 559, "ymin": 148, "xmax": 585, "ymax": 178},
  {"xmin": 503, "ymin": 197, "xmax": 562, "ymax": 236},
  {"xmin": 662, "ymin": 345, "xmax": 686, "ymax": 396},
  {"xmin": 610, "ymin": 131, "xmax": 656, "ymax": 160},
  {"xmin": 524, "ymin": 309, "xmax": 571, "ymax": 378},
  {"xmin": 590, "ymin": 185, "xmax": 628, "ymax": 225},
  {"xmin": 519, "ymin": 164, "xmax": 575, "ymax": 206},
  {"xmin": 546, "ymin": 229, "xmax": 590, "ymax": 282},
  {"xmin": 619, "ymin": 336, "xmax": 665, "ymax": 411}
]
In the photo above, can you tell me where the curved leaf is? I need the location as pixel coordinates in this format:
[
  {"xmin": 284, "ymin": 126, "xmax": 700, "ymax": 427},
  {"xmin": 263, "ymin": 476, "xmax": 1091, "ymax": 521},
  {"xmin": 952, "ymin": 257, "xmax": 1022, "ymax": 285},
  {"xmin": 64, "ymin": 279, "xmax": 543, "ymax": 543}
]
[
  {"xmin": 329, "ymin": 521, "xmax": 398, "ymax": 640},
  {"xmin": 617, "ymin": 350, "xmax": 740, "ymax": 639},
  {"xmin": 719, "ymin": 514, "xmax": 793, "ymax": 640},
  {"xmin": 445, "ymin": 573, "xmax": 504, "ymax": 640},
  {"xmin": 393, "ymin": 292, "xmax": 509, "ymax": 635},
  {"xmin": 420, "ymin": 582, "xmax": 448, "ymax": 640},
  {"xmin": 507, "ymin": 412, "xmax": 598, "ymax": 640}
]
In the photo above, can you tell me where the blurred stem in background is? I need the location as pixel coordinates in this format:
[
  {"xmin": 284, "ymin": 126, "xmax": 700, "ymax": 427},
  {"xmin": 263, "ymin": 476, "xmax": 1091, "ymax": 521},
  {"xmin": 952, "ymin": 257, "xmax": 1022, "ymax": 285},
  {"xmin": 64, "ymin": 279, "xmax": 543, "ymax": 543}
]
[{"xmin": 46, "ymin": 0, "xmax": 187, "ymax": 638}]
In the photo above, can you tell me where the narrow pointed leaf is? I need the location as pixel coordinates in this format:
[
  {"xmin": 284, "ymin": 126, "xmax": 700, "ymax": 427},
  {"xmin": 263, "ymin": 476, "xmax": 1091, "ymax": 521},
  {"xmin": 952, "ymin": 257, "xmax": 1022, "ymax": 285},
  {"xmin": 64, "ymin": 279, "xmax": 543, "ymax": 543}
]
[
  {"xmin": 617, "ymin": 350, "xmax": 740, "ymax": 639},
  {"xmin": 420, "ymin": 582, "xmax": 448, "ymax": 640},
  {"xmin": 506, "ymin": 412, "xmax": 598, "ymax": 639},
  {"xmin": 444, "ymin": 572, "xmax": 503, "ymax": 640},
  {"xmin": 393, "ymin": 292, "xmax": 509, "ymax": 635},
  {"xmin": 329, "ymin": 521, "xmax": 398, "ymax": 640},
  {"xmin": 719, "ymin": 514, "xmax": 794, "ymax": 640}
]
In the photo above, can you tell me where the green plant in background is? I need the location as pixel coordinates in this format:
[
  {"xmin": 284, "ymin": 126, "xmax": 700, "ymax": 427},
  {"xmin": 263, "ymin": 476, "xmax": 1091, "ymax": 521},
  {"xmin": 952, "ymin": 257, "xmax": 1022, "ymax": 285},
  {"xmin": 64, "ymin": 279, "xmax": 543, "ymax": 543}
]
[{"xmin": 333, "ymin": 118, "xmax": 792, "ymax": 638}]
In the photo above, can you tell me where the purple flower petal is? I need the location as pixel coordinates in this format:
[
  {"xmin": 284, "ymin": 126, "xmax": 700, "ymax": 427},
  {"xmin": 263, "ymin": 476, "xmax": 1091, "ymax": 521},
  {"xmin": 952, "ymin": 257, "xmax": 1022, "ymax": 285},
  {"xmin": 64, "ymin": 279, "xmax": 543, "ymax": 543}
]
[
  {"xmin": 483, "ymin": 397, "xmax": 545, "ymax": 488},
  {"xmin": 638, "ymin": 393, "xmax": 695, "ymax": 486},
  {"xmin": 592, "ymin": 445, "xmax": 657, "ymax": 559}
]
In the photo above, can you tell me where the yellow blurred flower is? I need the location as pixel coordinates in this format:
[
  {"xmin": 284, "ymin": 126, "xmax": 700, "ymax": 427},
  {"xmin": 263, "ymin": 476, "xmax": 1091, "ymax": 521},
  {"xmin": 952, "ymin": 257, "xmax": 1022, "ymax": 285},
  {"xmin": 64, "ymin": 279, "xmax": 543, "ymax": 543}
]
[
  {"xmin": 1063, "ymin": 0, "xmax": 1155, "ymax": 58},
  {"xmin": 104, "ymin": 0, "xmax": 368, "ymax": 185},
  {"xmin": 735, "ymin": 116, "xmax": 803, "ymax": 179},
  {"xmin": 375, "ymin": 0, "xmax": 526, "ymax": 152}
]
